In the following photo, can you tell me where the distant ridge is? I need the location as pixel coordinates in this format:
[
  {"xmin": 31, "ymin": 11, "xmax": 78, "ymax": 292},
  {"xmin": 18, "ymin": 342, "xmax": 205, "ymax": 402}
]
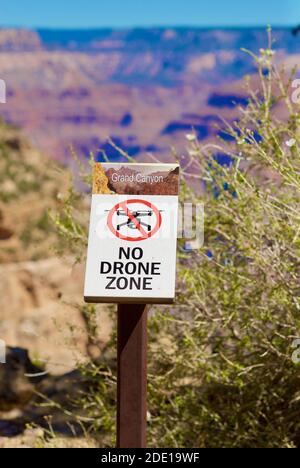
[
  {"xmin": 0, "ymin": 26, "xmax": 299, "ymax": 163},
  {"xmin": 0, "ymin": 27, "xmax": 297, "ymax": 53}
]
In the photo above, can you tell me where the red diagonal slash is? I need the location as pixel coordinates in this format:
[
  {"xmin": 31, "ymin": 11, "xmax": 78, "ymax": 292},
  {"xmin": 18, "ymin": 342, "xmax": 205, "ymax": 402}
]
[
  {"xmin": 119, "ymin": 201, "xmax": 148, "ymax": 238},
  {"xmin": 107, "ymin": 199, "xmax": 162, "ymax": 242}
]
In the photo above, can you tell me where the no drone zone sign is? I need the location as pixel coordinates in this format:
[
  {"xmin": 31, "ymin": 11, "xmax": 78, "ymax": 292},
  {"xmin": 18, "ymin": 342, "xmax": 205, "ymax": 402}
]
[{"xmin": 84, "ymin": 163, "xmax": 180, "ymax": 304}]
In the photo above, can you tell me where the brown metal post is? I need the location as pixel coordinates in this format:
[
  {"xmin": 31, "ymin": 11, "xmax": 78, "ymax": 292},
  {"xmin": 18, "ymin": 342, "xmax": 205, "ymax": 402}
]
[{"xmin": 117, "ymin": 303, "xmax": 148, "ymax": 448}]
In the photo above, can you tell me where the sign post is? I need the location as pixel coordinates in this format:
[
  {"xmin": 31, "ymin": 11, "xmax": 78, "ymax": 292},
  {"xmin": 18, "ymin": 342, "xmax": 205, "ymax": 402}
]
[
  {"xmin": 117, "ymin": 303, "xmax": 147, "ymax": 448},
  {"xmin": 84, "ymin": 162, "xmax": 180, "ymax": 447}
]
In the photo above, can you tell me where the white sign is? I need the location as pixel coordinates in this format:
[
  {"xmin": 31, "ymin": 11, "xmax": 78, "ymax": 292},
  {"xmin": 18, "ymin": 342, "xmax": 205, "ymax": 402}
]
[{"xmin": 84, "ymin": 163, "xmax": 180, "ymax": 304}]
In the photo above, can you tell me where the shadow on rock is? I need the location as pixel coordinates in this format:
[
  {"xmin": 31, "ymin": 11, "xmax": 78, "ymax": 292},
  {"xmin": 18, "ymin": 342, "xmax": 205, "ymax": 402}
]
[{"xmin": 0, "ymin": 347, "xmax": 87, "ymax": 438}]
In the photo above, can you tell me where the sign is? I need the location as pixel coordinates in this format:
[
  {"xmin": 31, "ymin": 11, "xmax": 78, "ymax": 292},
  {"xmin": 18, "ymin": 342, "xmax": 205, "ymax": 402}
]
[{"xmin": 84, "ymin": 163, "xmax": 180, "ymax": 304}]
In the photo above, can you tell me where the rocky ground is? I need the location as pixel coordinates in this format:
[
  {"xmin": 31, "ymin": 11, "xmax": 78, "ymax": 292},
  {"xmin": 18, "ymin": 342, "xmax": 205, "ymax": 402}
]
[
  {"xmin": 0, "ymin": 121, "xmax": 112, "ymax": 448},
  {"xmin": 0, "ymin": 258, "xmax": 111, "ymax": 374}
]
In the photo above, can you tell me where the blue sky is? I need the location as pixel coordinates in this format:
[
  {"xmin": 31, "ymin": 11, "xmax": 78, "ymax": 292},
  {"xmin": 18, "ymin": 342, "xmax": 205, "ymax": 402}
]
[{"xmin": 0, "ymin": 0, "xmax": 299, "ymax": 28}]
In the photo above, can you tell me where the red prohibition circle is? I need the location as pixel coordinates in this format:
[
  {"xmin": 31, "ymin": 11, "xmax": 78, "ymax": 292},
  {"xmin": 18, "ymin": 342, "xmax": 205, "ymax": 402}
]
[{"xmin": 107, "ymin": 199, "xmax": 162, "ymax": 242}]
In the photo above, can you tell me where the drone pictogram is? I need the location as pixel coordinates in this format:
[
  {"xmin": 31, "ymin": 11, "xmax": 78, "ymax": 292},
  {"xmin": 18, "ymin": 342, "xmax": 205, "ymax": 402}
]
[
  {"xmin": 107, "ymin": 209, "xmax": 157, "ymax": 232},
  {"xmin": 107, "ymin": 199, "xmax": 162, "ymax": 241}
]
